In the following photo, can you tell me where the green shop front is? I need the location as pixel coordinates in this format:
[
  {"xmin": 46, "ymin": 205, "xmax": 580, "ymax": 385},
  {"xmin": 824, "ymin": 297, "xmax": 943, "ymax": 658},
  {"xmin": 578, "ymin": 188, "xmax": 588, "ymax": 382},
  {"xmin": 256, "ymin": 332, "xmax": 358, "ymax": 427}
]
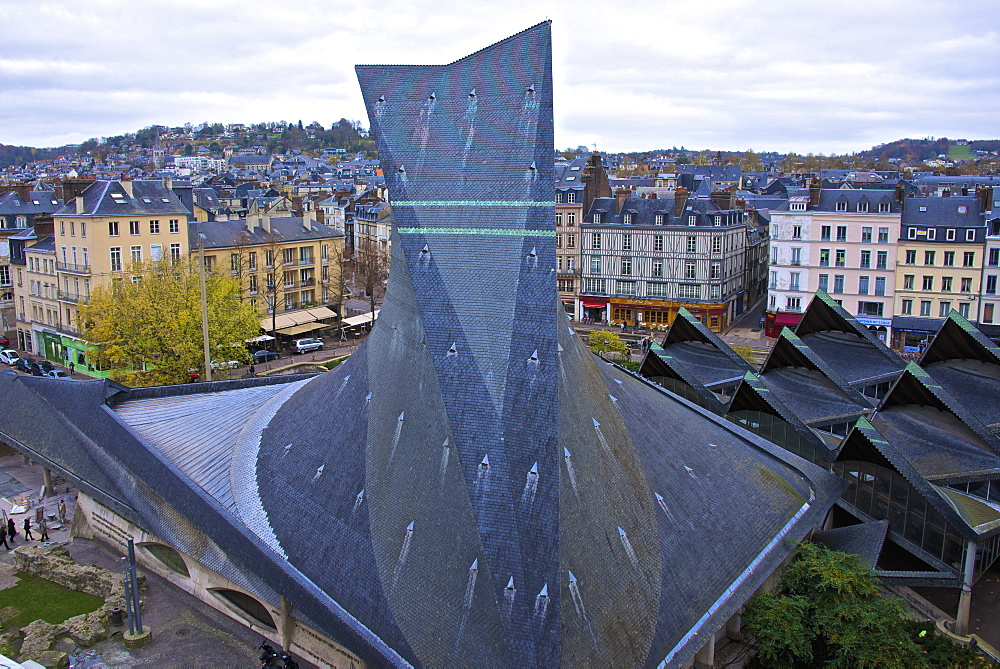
[{"xmin": 39, "ymin": 330, "xmax": 111, "ymax": 379}]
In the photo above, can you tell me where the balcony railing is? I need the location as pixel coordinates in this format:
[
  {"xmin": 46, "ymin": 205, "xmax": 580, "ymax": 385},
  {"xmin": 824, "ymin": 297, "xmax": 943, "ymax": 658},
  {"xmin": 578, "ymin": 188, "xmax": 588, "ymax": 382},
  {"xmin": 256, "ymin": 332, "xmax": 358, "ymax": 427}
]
[
  {"xmin": 57, "ymin": 290, "xmax": 90, "ymax": 304},
  {"xmin": 57, "ymin": 262, "xmax": 90, "ymax": 274}
]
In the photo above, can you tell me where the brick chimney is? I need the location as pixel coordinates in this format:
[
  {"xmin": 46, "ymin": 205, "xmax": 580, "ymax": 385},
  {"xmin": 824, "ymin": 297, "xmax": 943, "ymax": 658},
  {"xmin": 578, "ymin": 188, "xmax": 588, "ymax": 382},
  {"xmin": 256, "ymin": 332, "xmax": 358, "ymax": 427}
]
[
  {"xmin": 60, "ymin": 178, "xmax": 95, "ymax": 202},
  {"xmin": 673, "ymin": 187, "xmax": 689, "ymax": 218},
  {"xmin": 808, "ymin": 179, "xmax": 821, "ymax": 207},
  {"xmin": 615, "ymin": 187, "xmax": 631, "ymax": 214},
  {"xmin": 121, "ymin": 179, "xmax": 133, "ymax": 197}
]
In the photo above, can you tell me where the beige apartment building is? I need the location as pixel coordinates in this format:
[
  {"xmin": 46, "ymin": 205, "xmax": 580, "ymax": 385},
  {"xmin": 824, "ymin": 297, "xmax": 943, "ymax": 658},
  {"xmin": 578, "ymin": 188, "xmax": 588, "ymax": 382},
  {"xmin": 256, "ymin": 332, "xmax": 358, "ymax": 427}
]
[
  {"xmin": 892, "ymin": 195, "xmax": 987, "ymax": 350},
  {"xmin": 16, "ymin": 179, "xmax": 189, "ymax": 374},
  {"xmin": 189, "ymin": 210, "xmax": 345, "ymax": 340}
]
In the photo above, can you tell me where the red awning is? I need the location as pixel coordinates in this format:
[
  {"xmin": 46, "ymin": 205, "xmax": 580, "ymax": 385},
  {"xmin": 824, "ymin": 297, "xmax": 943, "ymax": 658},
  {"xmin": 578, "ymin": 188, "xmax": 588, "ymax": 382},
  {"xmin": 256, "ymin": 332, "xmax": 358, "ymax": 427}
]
[
  {"xmin": 773, "ymin": 312, "xmax": 802, "ymax": 326},
  {"xmin": 581, "ymin": 302, "xmax": 606, "ymax": 308}
]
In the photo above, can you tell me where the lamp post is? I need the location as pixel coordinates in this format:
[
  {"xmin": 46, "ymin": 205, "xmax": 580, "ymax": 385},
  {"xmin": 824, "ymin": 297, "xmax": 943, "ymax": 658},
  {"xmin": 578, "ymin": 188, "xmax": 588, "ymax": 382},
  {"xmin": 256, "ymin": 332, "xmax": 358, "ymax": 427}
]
[{"xmin": 268, "ymin": 282, "xmax": 277, "ymax": 350}]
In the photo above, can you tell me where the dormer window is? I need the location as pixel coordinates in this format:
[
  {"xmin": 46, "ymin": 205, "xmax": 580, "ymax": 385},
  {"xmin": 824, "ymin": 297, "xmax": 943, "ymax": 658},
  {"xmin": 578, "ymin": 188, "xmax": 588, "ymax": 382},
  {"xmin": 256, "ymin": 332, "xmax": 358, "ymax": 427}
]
[
  {"xmin": 966, "ymin": 229, "xmax": 976, "ymax": 242},
  {"xmin": 879, "ymin": 202, "xmax": 890, "ymax": 213},
  {"xmin": 555, "ymin": 192, "xmax": 563, "ymax": 203},
  {"xmin": 927, "ymin": 228, "xmax": 936, "ymax": 240},
  {"xmin": 835, "ymin": 201, "xmax": 848, "ymax": 212},
  {"xmin": 567, "ymin": 192, "xmax": 576, "ymax": 204},
  {"xmin": 857, "ymin": 200, "xmax": 869, "ymax": 212},
  {"xmin": 688, "ymin": 214, "xmax": 697, "ymax": 226},
  {"xmin": 593, "ymin": 213, "xmax": 602, "ymax": 224},
  {"xmin": 946, "ymin": 228, "xmax": 956, "ymax": 241},
  {"xmin": 714, "ymin": 216, "xmax": 722, "ymax": 226},
  {"xmin": 654, "ymin": 214, "xmax": 664, "ymax": 225},
  {"xmin": 623, "ymin": 213, "xmax": 633, "ymax": 225},
  {"xmin": 790, "ymin": 201, "xmax": 806, "ymax": 211}
]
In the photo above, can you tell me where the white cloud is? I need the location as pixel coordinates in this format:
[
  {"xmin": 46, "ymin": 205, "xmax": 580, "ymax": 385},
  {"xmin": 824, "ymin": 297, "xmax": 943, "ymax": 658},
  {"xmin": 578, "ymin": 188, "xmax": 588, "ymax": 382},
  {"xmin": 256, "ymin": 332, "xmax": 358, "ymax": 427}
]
[{"xmin": 0, "ymin": 0, "xmax": 997, "ymax": 154}]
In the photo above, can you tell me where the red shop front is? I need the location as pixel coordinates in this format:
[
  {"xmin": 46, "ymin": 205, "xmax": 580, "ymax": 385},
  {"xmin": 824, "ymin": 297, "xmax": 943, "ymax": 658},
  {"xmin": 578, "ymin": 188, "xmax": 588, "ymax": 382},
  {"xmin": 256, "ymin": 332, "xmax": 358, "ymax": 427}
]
[{"xmin": 764, "ymin": 311, "xmax": 803, "ymax": 338}]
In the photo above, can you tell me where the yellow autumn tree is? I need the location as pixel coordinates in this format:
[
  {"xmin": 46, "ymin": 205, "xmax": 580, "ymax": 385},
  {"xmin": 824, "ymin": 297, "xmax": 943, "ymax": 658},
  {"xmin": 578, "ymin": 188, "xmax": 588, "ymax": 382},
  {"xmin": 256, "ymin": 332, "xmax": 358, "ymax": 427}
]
[
  {"xmin": 78, "ymin": 257, "xmax": 261, "ymax": 386},
  {"xmin": 588, "ymin": 330, "xmax": 631, "ymax": 361}
]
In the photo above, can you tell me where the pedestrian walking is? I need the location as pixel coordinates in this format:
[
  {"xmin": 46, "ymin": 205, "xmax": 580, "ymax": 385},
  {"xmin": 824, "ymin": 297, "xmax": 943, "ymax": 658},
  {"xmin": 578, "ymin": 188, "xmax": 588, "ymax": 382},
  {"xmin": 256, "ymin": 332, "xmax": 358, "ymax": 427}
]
[
  {"xmin": 58, "ymin": 499, "xmax": 67, "ymax": 524},
  {"xmin": 68, "ymin": 361, "xmax": 75, "ymax": 376},
  {"xmin": 38, "ymin": 517, "xmax": 48, "ymax": 542},
  {"xmin": 23, "ymin": 517, "xmax": 33, "ymax": 541},
  {"xmin": 0, "ymin": 525, "xmax": 8, "ymax": 550},
  {"xmin": 7, "ymin": 518, "xmax": 16, "ymax": 544},
  {"xmin": 249, "ymin": 364, "xmax": 256, "ymax": 377}
]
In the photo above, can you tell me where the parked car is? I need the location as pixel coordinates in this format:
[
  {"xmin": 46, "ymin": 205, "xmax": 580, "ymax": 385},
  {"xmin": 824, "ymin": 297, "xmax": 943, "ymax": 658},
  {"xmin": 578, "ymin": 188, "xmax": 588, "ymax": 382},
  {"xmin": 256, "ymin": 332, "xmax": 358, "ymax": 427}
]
[
  {"xmin": 211, "ymin": 360, "xmax": 241, "ymax": 371},
  {"xmin": 44, "ymin": 369, "xmax": 71, "ymax": 379},
  {"xmin": 0, "ymin": 335, "xmax": 10, "ymax": 348},
  {"xmin": 36, "ymin": 360, "xmax": 54, "ymax": 375},
  {"xmin": 24, "ymin": 360, "xmax": 44, "ymax": 376},
  {"xmin": 0, "ymin": 349, "xmax": 19, "ymax": 365},
  {"xmin": 13, "ymin": 356, "xmax": 34, "ymax": 373},
  {"xmin": 293, "ymin": 338, "xmax": 324, "ymax": 354},
  {"xmin": 252, "ymin": 349, "xmax": 280, "ymax": 364}
]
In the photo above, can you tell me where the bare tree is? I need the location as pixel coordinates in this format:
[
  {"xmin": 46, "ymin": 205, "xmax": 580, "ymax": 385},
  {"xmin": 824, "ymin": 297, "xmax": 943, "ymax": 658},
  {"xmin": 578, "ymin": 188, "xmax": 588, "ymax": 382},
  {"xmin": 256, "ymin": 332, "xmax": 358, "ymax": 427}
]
[
  {"xmin": 354, "ymin": 235, "xmax": 388, "ymax": 323},
  {"xmin": 261, "ymin": 228, "xmax": 286, "ymax": 336},
  {"xmin": 328, "ymin": 240, "xmax": 353, "ymax": 328},
  {"xmin": 229, "ymin": 228, "xmax": 254, "ymax": 302}
]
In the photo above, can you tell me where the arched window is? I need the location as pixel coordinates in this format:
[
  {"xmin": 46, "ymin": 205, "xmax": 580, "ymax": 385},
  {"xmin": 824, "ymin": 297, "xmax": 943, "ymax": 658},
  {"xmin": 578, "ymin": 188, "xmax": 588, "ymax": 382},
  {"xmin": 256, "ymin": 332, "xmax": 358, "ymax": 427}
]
[
  {"xmin": 138, "ymin": 542, "xmax": 190, "ymax": 577},
  {"xmin": 210, "ymin": 589, "xmax": 276, "ymax": 629}
]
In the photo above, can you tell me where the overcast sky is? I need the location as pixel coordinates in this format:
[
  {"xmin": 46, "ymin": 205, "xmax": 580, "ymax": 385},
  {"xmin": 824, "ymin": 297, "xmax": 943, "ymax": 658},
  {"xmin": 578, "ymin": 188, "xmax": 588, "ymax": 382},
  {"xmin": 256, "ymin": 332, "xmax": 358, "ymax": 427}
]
[{"xmin": 1, "ymin": 0, "xmax": 997, "ymax": 154}]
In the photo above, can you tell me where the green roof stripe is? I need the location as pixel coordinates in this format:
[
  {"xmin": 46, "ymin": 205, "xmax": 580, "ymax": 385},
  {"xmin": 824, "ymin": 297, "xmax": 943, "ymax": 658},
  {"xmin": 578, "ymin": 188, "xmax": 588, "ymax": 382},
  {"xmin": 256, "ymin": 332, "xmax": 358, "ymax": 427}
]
[
  {"xmin": 397, "ymin": 228, "xmax": 555, "ymax": 236},
  {"xmin": 394, "ymin": 200, "xmax": 555, "ymax": 207}
]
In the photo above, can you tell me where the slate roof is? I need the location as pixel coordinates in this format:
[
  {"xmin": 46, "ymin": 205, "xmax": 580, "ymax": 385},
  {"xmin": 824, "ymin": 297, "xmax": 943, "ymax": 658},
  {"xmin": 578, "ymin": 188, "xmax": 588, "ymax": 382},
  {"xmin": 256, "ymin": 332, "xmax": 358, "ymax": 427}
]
[
  {"xmin": 812, "ymin": 521, "xmax": 889, "ymax": 569},
  {"xmin": 0, "ymin": 24, "xmax": 847, "ymax": 669},
  {"xmin": 53, "ymin": 180, "xmax": 188, "ymax": 217},
  {"xmin": 640, "ymin": 308, "xmax": 754, "ymax": 395},
  {"xmin": 0, "ymin": 190, "xmax": 62, "ymax": 216},
  {"xmin": 188, "ymin": 216, "xmax": 342, "ymax": 249},
  {"xmin": 795, "ymin": 291, "xmax": 905, "ymax": 387},
  {"xmin": 900, "ymin": 195, "xmax": 983, "ymax": 228},
  {"xmin": 816, "ymin": 188, "xmax": 898, "ymax": 213},
  {"xmin": 838, "ymin": 416, "xmax": 1000, "ymax": 543}
]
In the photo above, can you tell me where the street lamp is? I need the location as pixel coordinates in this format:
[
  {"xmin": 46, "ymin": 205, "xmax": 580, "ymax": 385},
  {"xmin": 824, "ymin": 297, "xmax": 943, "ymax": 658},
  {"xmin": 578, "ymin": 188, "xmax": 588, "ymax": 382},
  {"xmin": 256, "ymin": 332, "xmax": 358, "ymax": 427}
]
[{"xmin": 268, "ymin": 282, "xmax": 277, "ymax": 349}]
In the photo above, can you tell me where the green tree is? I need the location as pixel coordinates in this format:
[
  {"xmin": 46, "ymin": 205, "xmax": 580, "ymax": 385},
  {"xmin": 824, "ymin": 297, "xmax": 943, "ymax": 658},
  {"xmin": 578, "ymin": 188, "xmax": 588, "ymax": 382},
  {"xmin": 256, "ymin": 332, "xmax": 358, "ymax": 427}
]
[
  {"xmin": 588, "ymin": 330, "xmax": 631, "ymax": 361},
  {"xmin": 746, "ymin": 542, "xmax": 924, "ymax": 668},
  {"xmin": 79, "ymin": 258, "xmax": 261, "ymax": 386}
]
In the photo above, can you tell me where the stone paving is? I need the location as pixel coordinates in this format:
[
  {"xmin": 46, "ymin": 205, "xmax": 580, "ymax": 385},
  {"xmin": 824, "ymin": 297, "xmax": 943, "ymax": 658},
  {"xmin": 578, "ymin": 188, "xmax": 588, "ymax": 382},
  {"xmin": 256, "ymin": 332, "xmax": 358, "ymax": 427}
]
[{"xmin": 0, "ymin": 456, "xmax": 312, "ymax": 668}]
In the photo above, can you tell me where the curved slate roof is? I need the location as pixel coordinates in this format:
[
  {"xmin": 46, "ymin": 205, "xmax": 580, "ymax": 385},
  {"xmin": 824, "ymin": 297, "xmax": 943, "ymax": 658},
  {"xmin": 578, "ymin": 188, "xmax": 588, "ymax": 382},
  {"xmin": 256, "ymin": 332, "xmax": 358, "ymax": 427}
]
[{"xmin": 0, "ymin": 24, "xmax": 846, "ymax": 669}]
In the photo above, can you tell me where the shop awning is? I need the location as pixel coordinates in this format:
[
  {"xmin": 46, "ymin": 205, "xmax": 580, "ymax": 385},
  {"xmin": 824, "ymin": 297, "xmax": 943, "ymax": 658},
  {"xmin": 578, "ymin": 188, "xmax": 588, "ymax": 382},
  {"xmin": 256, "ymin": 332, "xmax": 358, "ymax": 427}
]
[
  {"xmin": 276, "ymin": 322, "xmax": 328, "ymax": 336},
  {"xmin": 341, "ymin": 310, "xmax": 380, "ymax": 327},
  {"xmin": 306, "ymin": 306, "xmax": 337, "ymax": 320},
  {"xmin": 261, "ymin": 307, "xmax": 339, "ymax": 332},
  {"xmin": 581, "ymin": 302, "xmax": 606, "ymax": 309}
]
